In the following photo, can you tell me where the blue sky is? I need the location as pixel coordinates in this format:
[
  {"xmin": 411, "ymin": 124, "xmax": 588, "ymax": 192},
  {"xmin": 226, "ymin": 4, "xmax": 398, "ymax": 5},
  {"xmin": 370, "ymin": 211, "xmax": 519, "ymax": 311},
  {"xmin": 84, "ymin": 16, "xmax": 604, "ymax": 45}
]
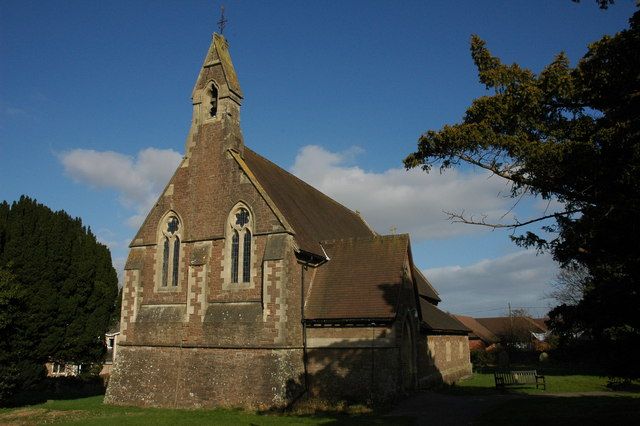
[{"xmin": 1, "ymin": 1, "xmax": 636, "ymax": 317}]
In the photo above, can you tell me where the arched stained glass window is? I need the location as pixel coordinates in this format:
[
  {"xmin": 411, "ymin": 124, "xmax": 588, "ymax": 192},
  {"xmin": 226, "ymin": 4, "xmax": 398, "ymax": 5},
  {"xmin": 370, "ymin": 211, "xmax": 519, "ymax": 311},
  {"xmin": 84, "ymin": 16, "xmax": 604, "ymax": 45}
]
[
  {"xmin": 162, "ymin": 237, "xmax": 170, "ymax": 287},
  {"xmin": 242, "ymin": 230, "xmax": 251, "ymax": 283},
  {"xmin": 172, "ymin": 237, "xmax": 180, "ymax": 287},
  {"xmin": 231, "ymin": 230, "xmax": 239, "ymax": 283},
  {"xmin": 227, "ymin": 205, "xmax": 253, "ymax": 286},
  {"xmin": 158, "ymin": 214, "xmax": 182, "ymax": 289}
]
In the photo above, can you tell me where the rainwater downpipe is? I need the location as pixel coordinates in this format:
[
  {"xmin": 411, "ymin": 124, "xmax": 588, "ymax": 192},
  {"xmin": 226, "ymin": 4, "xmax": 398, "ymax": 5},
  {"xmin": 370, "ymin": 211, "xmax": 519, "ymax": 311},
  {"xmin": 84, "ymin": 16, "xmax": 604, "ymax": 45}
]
[
  {"xmin": 298, "ymin": 250, "xmax": 329, "ymax": 404},
  {"xmin": 370, "ymin": 322, "xmax": 375, "ymax": 402},
  {"xmin": 287, "ymin": 261, "xmax": 310, "ymax": 410},
  {"xmin": 301, "ymin": 263, "xmax": 309, "ymax": 396}
]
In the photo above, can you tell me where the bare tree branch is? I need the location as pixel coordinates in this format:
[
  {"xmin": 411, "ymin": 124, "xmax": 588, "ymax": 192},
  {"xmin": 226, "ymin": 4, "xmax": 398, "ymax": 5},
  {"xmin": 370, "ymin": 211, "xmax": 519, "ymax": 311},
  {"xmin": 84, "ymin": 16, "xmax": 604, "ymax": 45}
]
[
  {"xmin": 500, "ymin": 185, "xmax": 529, "ymax": 220},
  {"xmin": 547, "ymin": 264, "xmax": 590, "ymax": 306},
  {"xmin": 458, "ymin": 153, "xmax": 528, "ymax": 185},
  {"xmin": 456, "ymin": 153, "xmax": 592, "ymax": 204},
  {"xmin": 443, "ymin": 208, "xmax": 583, "ymax": 230}
]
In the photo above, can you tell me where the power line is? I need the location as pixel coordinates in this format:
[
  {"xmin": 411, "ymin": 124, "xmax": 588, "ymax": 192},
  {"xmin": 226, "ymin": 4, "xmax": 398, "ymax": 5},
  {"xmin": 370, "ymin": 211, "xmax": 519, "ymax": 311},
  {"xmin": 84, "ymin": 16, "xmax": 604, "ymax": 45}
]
[{"xmin": 455, "ymin": 306, "xmax": 551, "ymax": 315}]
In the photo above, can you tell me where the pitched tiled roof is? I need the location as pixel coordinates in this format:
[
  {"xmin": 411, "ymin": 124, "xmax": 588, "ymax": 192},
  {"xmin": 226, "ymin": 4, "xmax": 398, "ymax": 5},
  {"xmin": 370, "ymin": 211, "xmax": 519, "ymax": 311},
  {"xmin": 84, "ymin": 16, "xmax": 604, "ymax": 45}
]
[
  {"xmin": 419, "ymin": 299, "xmax": 469, "ymax": 333},
  {"xmin": 241, "ymin": 148, "xmax": 454, "ymax": 326},
  {"xmin": 305, "ymin": 235, "xmax": 409, "ymax": 320},
  {"xmin": 454, "ymin": 315, "xmax": 498, "ymax": 343},
  {"xmin": 413, "ymin": 266, "xmax": 441, "ymax": 303},
  {"xmin": 476, "ymin": 316, "xmax": 546, "ymax": 337},
  {"xmin": 243, "ymin": 147, "xmax": 375, "ymax": 256}
]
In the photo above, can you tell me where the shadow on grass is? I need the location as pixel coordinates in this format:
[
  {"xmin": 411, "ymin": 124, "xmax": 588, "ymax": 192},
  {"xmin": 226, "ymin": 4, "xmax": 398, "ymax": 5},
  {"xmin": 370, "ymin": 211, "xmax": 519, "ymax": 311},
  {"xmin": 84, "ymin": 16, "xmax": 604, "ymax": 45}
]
[
  {"xmin": 6, "ymin": 377, "xmax": 105, "ymax": 408},
  {"xmin": 279, "ymin": 414, "xmax": 412, "ymax": 426},
  {"xmin": 474, "ymin": 395, "xmax": 640, "ymax": 426},
  {"xmin": 606, "ymin": 379, "xmax": 640, "ymax": 393},
  {"xmin": 435, "ymin": 382, "xmax": 506, "ymax": 397},
  {"xmin": 258, "ymin": 396, "xmax": 411, "ymax": 425}
]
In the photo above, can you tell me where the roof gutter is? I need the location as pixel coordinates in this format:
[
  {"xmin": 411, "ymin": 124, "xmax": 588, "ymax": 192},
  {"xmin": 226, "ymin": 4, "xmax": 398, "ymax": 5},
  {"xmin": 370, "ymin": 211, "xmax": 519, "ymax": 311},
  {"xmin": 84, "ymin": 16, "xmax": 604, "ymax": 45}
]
[
  {"xmin": 296, "ymin": 249, "xmax": 328, "ymax": 267},
  {"xmin": 304, "ymin": 318, "xmax": 395, "ymax": 327},
  {"xmin": 419, "ymin": 322, "xmax": 469, "ymax": 335}
]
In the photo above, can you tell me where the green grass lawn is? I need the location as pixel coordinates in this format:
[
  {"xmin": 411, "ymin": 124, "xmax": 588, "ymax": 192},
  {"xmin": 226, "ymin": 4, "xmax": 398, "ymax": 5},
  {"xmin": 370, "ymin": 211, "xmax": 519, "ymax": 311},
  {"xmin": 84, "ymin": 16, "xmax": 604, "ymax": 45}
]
[
  {"xmin": 0, "ymin": 395, "xmax": 411, "ymax": 425},
  {"xmin": 453, "ymin": 371, "xmax": 613, "ymax": 395},
  {"xmin": 3, "ymin": 367, "xmax": 638, "ymax": 426}
]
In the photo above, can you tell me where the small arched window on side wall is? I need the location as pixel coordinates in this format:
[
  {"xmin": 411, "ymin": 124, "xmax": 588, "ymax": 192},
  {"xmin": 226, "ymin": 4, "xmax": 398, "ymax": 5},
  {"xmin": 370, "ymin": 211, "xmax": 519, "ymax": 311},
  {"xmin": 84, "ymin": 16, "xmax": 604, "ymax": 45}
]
[
  {"xmin": 159, "ymin": 213, "xmax": 182, "ymax": 288},
  {"xmin": 227, "ymin": 205, "xmax": 253, "ymax": 284},
  {"xmin": 231, "ymin": 230, "xmax": 239, "ymax": 283},
  {"xmin": 209, "ymin": 83, "xmax": 218, "ymax": 118},
  {"xmin": 242, "ymin": 230, "xmax": 251, "ymax": 282}
]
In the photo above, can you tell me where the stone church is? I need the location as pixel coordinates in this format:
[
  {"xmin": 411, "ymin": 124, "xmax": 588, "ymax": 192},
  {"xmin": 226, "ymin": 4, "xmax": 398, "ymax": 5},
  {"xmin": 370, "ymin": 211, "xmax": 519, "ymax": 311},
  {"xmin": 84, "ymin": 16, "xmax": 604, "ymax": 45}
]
[{"xmin": 105, "ymin": 32, "xmax": 471, "ymax": 409}]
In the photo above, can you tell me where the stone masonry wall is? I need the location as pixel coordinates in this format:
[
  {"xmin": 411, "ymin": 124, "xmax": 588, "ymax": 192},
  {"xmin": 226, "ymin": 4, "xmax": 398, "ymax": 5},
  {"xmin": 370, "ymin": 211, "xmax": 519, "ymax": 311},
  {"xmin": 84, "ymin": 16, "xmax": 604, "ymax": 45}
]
[
  {"xmin": 104, "ymin": 346, "xmax": 304, "ymax": 409},
  {"xmin": 304, "ymin": 326, "xmax": 401, "ymax": 402},
  {"xmin": 109, "ymin": 229, "xmax": 305, "ymax": 408},
  {"xmin": 417, "ymin": 334, "xmax": 472, "ymax": 387},
  {"xmin": 305, "ymin": 347, "xmax": 400, "ymax": 403}
]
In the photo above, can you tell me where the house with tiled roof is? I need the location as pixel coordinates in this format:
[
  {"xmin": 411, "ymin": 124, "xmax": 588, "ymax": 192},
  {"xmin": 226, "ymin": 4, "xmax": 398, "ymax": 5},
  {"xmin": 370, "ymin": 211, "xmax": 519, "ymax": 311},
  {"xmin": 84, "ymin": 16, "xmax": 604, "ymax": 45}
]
[
  {"xmin": 105, "ymin": 32, "xmax": 470, "ymax": 409},
  {"xmin": 476, "ymin": 316, "xmax": 549, "ymax": 351},
  {"xmin": 454, "ymin": 315, "xmax": 499, "ymax": 351}
]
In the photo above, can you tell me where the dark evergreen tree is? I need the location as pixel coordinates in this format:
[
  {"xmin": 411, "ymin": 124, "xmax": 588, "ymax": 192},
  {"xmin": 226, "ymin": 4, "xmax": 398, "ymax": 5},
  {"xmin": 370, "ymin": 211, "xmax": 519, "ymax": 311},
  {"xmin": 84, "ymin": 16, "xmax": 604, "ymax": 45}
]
[
  {"xmin": 0, "ymin": 196, "xmax": 118, "ymax": 402},
  {"xmin": 405, "ymin": 9, "xmax": 639, "ymax": 377}
]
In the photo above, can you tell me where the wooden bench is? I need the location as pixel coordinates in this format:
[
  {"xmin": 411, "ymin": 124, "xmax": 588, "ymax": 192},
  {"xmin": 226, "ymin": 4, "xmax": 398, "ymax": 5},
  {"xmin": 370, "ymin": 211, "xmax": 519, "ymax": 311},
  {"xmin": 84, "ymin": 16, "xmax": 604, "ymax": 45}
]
[{"xmin": 494, "ymin": 370, "xmax": 546, "ymax": 390}]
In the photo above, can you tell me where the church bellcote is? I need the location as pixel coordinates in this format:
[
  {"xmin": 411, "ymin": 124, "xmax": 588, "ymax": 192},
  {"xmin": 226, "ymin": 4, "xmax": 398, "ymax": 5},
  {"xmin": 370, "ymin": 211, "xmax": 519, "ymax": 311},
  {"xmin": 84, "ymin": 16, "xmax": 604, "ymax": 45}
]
[{"xmin": 185, "ymin": 33, "xmax": 244, "ymax": 158}]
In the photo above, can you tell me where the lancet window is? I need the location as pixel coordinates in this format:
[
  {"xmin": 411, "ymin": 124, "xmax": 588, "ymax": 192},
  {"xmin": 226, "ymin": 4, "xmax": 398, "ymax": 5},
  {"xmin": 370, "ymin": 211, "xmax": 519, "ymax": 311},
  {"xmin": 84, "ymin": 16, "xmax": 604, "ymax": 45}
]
[
  {"xmin": 209, "ymin": 83, "xmax": 218, "ymax": 118},
  {"xmin": 228, "ymin": 206, "xmax": 252, "ymax": 284},
  {"xmin": 159, "ymin": 213, "xmax": 181, "ymax": 287}
]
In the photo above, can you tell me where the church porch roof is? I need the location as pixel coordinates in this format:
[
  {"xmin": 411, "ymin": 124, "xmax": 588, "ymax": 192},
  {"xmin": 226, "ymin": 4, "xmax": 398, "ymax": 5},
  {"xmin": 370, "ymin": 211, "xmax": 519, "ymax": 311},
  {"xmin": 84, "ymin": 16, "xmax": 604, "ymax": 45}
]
[
  {"xmin": 304, "ymin": 235, "xmax": 409, "ymax": 321},
  {"xmin": 419, "ymin": 300, "xmax": 469, "ymax": 334},
  {"xmin": 454, "ymin": 315, "xmax": 498, "ymax": 343}
]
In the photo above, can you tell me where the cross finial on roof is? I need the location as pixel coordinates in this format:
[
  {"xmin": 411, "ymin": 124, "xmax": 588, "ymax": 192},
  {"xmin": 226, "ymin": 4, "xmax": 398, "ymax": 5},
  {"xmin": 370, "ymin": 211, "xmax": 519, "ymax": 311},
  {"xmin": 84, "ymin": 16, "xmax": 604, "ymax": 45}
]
[{"xmin": 217, "ymin": 5, "xmax": 228, "ymax": 34}]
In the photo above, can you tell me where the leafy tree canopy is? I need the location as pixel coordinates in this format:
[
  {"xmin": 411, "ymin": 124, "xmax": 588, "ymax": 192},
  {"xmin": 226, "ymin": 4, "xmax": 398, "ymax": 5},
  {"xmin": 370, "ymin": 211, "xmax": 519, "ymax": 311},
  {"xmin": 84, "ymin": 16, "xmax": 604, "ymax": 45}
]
[
  {"xmin": 405, "ymin": 9, "xmax": 639, "ymax": 376},
  {"xmin": 0, "ymin": 196, "xmax": 119, "ymax": 401}
]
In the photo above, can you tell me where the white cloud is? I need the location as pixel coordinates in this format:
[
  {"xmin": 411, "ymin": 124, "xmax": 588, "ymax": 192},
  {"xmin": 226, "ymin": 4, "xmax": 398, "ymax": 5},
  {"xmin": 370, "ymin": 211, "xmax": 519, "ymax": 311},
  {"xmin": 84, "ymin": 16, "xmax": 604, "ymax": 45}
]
[
  {"xmin": 291, "ymin": 145, "xmax": 517, "ymax": 240},
  {"xmin": 125, "ymin": 213, "xmax": 148, "ymax": 229},
  {"xmin": 425, "ymin": 251, "xmax": 559, "ymax": 318},
  {"xmin": 95, "ymin": 228, "xmax": 121, "ymax": 252},
  {"xmin": 112, "ymin": 256, "xmax": 126, "ymax": 288},
  {"xmin": 60, "ymin": 148, "xmax": 182, "ymax": 279},
  {"xmin": 94, "ymin": 230, "xmax": 132, "ymax": 287},
  {"xmin": 60, "ymin": 148, "xmax": 182, "ymax": 227}
]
